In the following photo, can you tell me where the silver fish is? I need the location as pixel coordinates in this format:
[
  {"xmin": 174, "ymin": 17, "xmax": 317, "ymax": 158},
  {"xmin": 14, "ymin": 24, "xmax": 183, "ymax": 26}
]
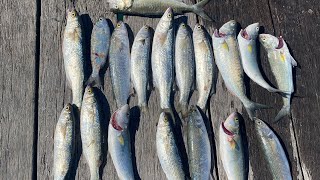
[
  {"xmin": 109, "ymin": 21, "xmax": 131, "ymax": 108},
  {"xmin": 131, "ymin": 25, "xmax": 152, "ymax": 112},
  {"xmin": 212, "ymin": 20, "xmax": 268, "ymax": 120},
  {"xmin": 193, "ymin": 24, "xmax": 214, "ymax": 111},
  {"xmin": 175, "ymin": 23, "xmax": 195, "ymax": 118},
  {"xmin": 63, "ymin": 8, "xmax": 85, "ymax": 109},
  {"xmin": 87, "ymin": 17, "xmax": 111, "ymax": 88},
  {"xmin": 151, "ymin": 8, "xmax": 174, "ymax": 110},
  {"xmin": 187, "ymin": 106, "xmax": 211, "ymax": 180},
  {"xmin": 53, "ymin": 103, "xmax": 75, "ymax": 180},
  {"xmin": 238, "ymin": 23, "xmax": 283, "ymax": 93},
  {"xmin": 219, "ymin": 112, "xmax": 247, "ymax": 180},
  {"xmin": 254, "ymin": 118, "xmax": 292, "ymax": 180},
  {"xmin": 156, "ymin": 112, "xmax": 185, "ymax": 180},
  {"xmin": 80, "ymin": 86, "xmax": 102, "ymax": 180},
  {"xmin": 109, "ymin": 0, "xmax": 212, "ymax": 21},
  {"xmin": 259, "ymin": 34, "xmax": 297, "ymax": 122},
  {"xmin": 108, "ymin": 104, "xmax": 135, "ymax": 180}
]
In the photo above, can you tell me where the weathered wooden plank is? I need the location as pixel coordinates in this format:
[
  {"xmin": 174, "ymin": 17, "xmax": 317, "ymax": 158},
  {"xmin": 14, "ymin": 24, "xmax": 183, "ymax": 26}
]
[{"xmin": 0, "ymin": 0, "xmax": 38, "ymax": 179}]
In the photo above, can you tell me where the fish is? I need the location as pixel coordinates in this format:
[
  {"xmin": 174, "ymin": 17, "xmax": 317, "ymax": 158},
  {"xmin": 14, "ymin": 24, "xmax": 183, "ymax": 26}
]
[
  {"xmin": 80, "ymin": 86, "xmax": 102, "ymax": 180},
  {"xmin": 53, "ymin": 103, "xmax": 75, "ymax": 180},
  {"xmin": 175, "ymin": 23, "xmax": 195, "ymax": 118},
  {"xmin": 238, "ymin": 23, "xmax": 284, "ymax": 93},
  {"xmin": 212, "ymin": 20, "xmax": 269, "ymax": 120},
  {"xmin": 156, "ymin": 112, "xmax": 186, "ymax": 179},
  {"xmin": 108, "ymin": 0, "xmax": 212, "ymax": 21},
  {"xmin": 193, "ymin": 24, "xmax": 214, "ymax": 111},
  {"xmin": 151, "ymin": 8, "xmax": 174, "ymax": 110},
  {"xmin": 63, "ymin": 8, "xmax": 85, "ymax": 110},
  {"xmin": 259, "ymin": 34, "xmax": 297, "ymax": 122},
  {"xmin": 86, "ymin": 17, "xmax": 111, "ymax": 88},
  {"xmin": 187, "ymin": 106, "xmax": 211, "ymax": 180},
  {"xmin": 131, "ymin": 25, "xmax": 152, "ymax": 113},
  {"xmin": 108, "ymin": 104, "xmax": 135, "ymax": 180},
  {"xmin": 219, "ymin": 112, "xmax": 247, "ymax": 180},
  {"xmin": 254, "ymin": 118, "xmax": 292, "ymax": 180},
  {"xmin": 109, "ymin": 21, "xmax": 131, "ymax": 108}
]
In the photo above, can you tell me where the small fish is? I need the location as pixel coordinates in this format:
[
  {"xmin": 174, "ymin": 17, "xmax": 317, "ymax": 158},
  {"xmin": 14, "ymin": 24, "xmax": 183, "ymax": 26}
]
[
  {"xmin": 109, "ymin": 21, "xmax": 131, "ymax": 108},
  {"xmin": 109, "ymin": 0, "xmax": 212, "ymax": 21},
  {"xmin": 238, "ymin": 23, "xmax": 284, "ymax": 93},
  {"xmin": 187, "ymin": 106, "xmax": 211, "ymax": 180},
  {"xmin": 219, "ymin": 112, "xmax": 247, "ymax": 180},
  {"xmin": 131, "ymin": 25, "xmax": 152, "ymax": 113},
  {"xmin": 175, "ymin": 23, "xmax": 195, "ymax": 118},
  {"xmin": 259, "ymin": 34, "xmax": 297, "ymax": 122},
  {"xmin": 254, "ymin": 118, "xmax": 292, "ymax": 180},
  {"xmin": 193, "ymin": 24, "xmax": 214, "ymax": 111},
  {"xmin": 156, "ymin": 112, "xmax": 186, "ymax": 179},
  {"xmin": 108, "ymin": 104, "xmax": 135, "ymax": 180},
  {"xmin": 212, "ymin": 20, "xmax": 269, "ymax": 120},
  {"xmin": 63, "ymin": 8, "xmax": 85, "ymax": 110},
  {"xmin": 151, "ymin": 8, "xmax": 174, "ymax": 110},
  {"xmin": 87, "ymin": 17, "xmax": 111, "ymax": 88},
  {"xmin": 53, "ymin": 103, "xmax": 75, "ymax": 180},
  {"xmin": 80, "ymin": 86, "xmax": 102, "ymax": 180}
]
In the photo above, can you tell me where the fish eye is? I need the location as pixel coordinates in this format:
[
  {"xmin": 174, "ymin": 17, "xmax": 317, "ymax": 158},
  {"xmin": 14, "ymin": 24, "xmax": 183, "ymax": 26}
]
[
  {"xmin": 66, "ymin": 105, "xmax": 70, "ymax": 111},
  {"xmin": 88, "ymin": 88, "xmax": 93, "ymax": 93},
  {"xmin": 144, "ymin": 26, "xmax": 148, "ymax": 30},
  {"xmin": 262, "ymin": 38, "xmax": 266, "ymax": 41},
  {"xmin": 167, "ymin": 13, "xmax": 172, "ymax": 18},
  {"xmin": 126, "ymin": 112, "xmax": 130, "ymax": 117},
  {"xmin": 115, "ymin": 5, "xmax": 118, "ymax": 9},
  {"xmin": 71, "ymin": 12, "xmax": 76, "ymax": 17},
  {"xmin": 257, "ymin": 121, "xmax": 262, "ymax": 125},
  {"xmin": 197, "ymin": 25, "xmax": 201, "ymax": 29},
  {"xmin": 116, "ymin": 23, "xmax": 121, "ymax": 28},
  {"xmin": 99, "ymin": 17, "xmax": 103, "ymax": 21},
  {"xmin": 256, "ymin": 27, "xmax": 259, "ymax": 31},
  {"xmin": 234, "ymin": 118, "xmax": 239, "ymax": 121},
  {"xmin": 182, "ymin": 24, "xmax": 185, "ymax": 27}
]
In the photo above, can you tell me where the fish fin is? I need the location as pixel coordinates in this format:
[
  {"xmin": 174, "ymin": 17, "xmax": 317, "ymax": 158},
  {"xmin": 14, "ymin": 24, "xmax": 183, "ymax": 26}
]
[
  {"xmin": 85, "ymin": 74, "xmax": 102, "ymax": 89},
  {"xmin": 176, "ymin": 103, "xmax": 188, "ymax": 119},
  {"xmin": 244, "ymin": 101, "xmax": 271, "ymax": 120},
  {"xmin": 193, "ymin": 0, "xmax": 213, "ymax": 21},
  {"xmin": 60, "ymin": 126, "xmax": 67, "ymax": 140},
  {"xmin": 227, "ymin": 136, "xmax": 236, "ymax": 149},
  {"xmin": 290, "ymin": 54, "xmax": 298, "ymax": 67},
  {"xmin": 210, "ymin": 84, "xmax": 216, "ymax": 96},
  {"xmin": 118, "ymin": 135, "xmax": 125, "ymax": 145},
  {"xmin": 274, "ymin": 105, "xmax": 290, "ymax": 123},
  {"xmin": 173, "ymin": 80, "xmax": 179, "ymax": 92}
]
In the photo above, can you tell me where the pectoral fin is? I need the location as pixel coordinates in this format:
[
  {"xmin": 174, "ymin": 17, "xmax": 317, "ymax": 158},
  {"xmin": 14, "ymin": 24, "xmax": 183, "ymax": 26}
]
[
  {"xmin": 247, "ymin": 45, "xmax": 253, "ymax": 53},
  {"xmin": 290, "ymin": 54, "xmax": 298, "ymax": 66},
  {"xmin": 118, "ymin": 135, "xmax": 125, "ymax": 145},
  {"xmin": 222, "ymin": 42, "xmax": 229, "ymax": 51}
]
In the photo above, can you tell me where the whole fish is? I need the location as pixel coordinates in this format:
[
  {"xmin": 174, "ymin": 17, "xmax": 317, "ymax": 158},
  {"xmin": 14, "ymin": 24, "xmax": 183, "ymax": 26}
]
[
  {"xmin": 175, "ymin": 23, "xmax": 195, "ymax": 118},
  {"xmin": 193, "ymin": 24, "xmax": 214, "ymax": 111},
  {"xmin": 212, "ymin": 20, "xmax": 269, "ymax": 119},
  {"xmin": 80, "ymin": 86, "xmax": 102, "ymax": 180},
  {"xmin": 156, "ymin": 112, "xmax": 185, "ymax": 179},
  {"xmin": 53, "ymin": 103, "xmax": 75, "ymax": 180},
  {"xmin": 259, "ymin": 34, "xmax": 297, "ymax": 122},
  {"xmin": 187, "ymin": 106, "xmax": 211, "ymax": 180},
  {"xmin": 238, "ymin": 23, "xmax": 283, "ymax": 93},
  {"xmin": 63, "ymin": 8, "xmax": 85, "ymax": 110},
  {"xmin": 219, "ymin": 112, "xmax": 247, "ymax": 180},
  {"xmin": 87, "ymin": 17, "xmax": 111, "ymax": 88},
  {"xmin": 152, "ymin": 8, "xmax": 174, "ymax": 110},
  {"xmin": 109, "ymin": 21, "xmax": 131, "ymax": 108},
  {"xmin": 131, "ymin": 25, "xmax": 152, "ymax": 112},
  {"xmin": 108, "ymin": 0, "xmax": 212, "ymax": 21},
  {"xmin": 254, "ymin": 118, "xmax": 292, "ymax": 180},
  {"xmin": 108, "ymin": 104, "xmax": 135, "ymax": 180}
]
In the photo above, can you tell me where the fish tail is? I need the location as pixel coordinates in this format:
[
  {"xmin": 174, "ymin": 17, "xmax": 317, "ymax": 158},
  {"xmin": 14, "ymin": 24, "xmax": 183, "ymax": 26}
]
[
  {"xmin": 193, "ymin": 0, "xmax": 212, "ymax": 21},
  {"xmin": 244, "ymin": 101, "xmax": 271, "ymax": 120},
  {"xmin": 85, "ymin": 73, "xmax": 102, "ymax": 89},
  {"xmin": 139, "ymin": 103, "xmax": 149, "ymax": 114},
  {"xmin": 176, "ymin": 103, "xmax": 189, "ymax": 119},
  {"xmin": 90, "ymin": 168, "xmax": 100, "ymax": 180},
  {"xmin": 274, "ymin": 105, "xmax": 290, "ymax": 123},
  {"xmin": 267, "ymin": 86, "xmax": 291, "ymax": 96}
]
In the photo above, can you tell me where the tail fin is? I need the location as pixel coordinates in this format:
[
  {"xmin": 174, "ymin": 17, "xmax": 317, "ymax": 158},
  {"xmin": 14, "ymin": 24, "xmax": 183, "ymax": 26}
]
[
  {"xmin": 244, "ymin": 101, "xmax": 271, "ymax": 120},
  {"xmin": 274, "ymin": 105, "xmax": 290, "ymax": 123},
  {"xmin": 192, "ymin": 0, "xmax": 212, "ymax": 21},
  {"xmin": 85, "ymin": 74, "xmax": 102, "ymax": 89},
  {"xmin": 176, "ymin": 103, "xmax": 189, "ymax": 119},
  {"xmin": 267, "ymin": 87, "xmax": 291, "ymax": 97}
]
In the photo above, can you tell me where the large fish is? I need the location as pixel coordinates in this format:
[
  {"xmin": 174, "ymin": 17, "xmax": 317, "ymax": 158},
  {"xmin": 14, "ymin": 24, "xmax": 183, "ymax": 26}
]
[
  {"xmin": 212, "ymin": 20, "xmax": 269, "ymax": 119},
  {"xmin": 152, "ymin": 8, "xmax": 174, "ymax": 110},
  {"xmin": 259, "ymin": 34, "xmax": 297, "ymax": 122},
  {"xmin": 53, "ymin": 103, "xmax": 75, "ymax": 180},
  {"xmin": 108, "ymin": 104, "xmax": 135, "ymax": 180},
  {"xmin": 219, "ymin": 112, "xmax": 247, "ymax": 180},
  {"xmin": 187, "ymin": 106, "xmax": 211, "ymax": 180},
  {"xmin": 238, "ymin": 23, "xmax": 284, "ymax": 93},
  {"xmin": 80, "ymin": 86, "xmax": 102, "ymax": 180},
  {"xmin": 87, "ymin": 17, "xmax": 111, "ymax": 88},
  {"xmin": 131, "ymin": 25, "xmax": 152, "ymax": 112},
  {"xmin": 109, "ymin": 21, "xmax": 131, "ymax": 108},
  {"xmin": 193, "ymin": 24, "xmax": 214, "ymax": 111},
  {"xmin": 254, "ymin": 118, "xmax": 292, "ymax": 180},
  {"xmin": 108, "ymin": 0, "xmax": 212, "ymax": 21},
  {"xmin": 63, "ymin": 8, "xmax": 85, "ymax": 110},
  {"xmin": 175, "ymin": 23, "xmax": 195, "ymax": 117},
  {"xmin": 156, "ymin": 112, "xmax": 185, "ymax": 179}
]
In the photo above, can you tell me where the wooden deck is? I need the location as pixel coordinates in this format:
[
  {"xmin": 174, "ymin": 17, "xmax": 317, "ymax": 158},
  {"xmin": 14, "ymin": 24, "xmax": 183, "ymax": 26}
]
[{"xmin": 0, "ymin": 0, "xmax": 319, "ymax": 179}]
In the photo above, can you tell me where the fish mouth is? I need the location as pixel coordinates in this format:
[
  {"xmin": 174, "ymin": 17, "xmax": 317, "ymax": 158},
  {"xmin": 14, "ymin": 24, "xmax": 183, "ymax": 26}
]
[
  {"xmin": 241, "ymin": 29, "xmax": 250, "ymax": 40},
  {"xmin": 222, "ymin": 122, "xmax": 234, "ymax": 136},
  {"xmin": 214, "ymin": 29, "xmax": 226, "ymax": 38},
  {"xmin": 276, "ymin": 36, "xmax": 284, "ymax": 49}
]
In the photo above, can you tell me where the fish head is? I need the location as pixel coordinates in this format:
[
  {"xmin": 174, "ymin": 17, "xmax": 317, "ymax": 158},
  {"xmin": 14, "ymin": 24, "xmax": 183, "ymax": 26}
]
[
  {"xmin": 158, "ymin": 7, "xmax": 173, "ymax": 33},
  {"xmin": 177, "ymin": 23, "xmax": 190, "ymax": 39},
  {"xmin": 188, "ymin": 106, "xmax": 205, "ymax": 130},
  {"xmin": 212, "ymin": 28, "xmax": 227, "ymax": 48},
  {"xmin": 254, "ymin": 119, "xmax": 274, "ymax": 139},
  {"xmin": 219, "ymin": 20, "xmax": 237, "ymax": 36},
  {"xmin": 193, "ymin": 24, "xmax": 206, "ymax": 43},
  {"xmin": 113, "ymin": 21, "xmax": 128, "ymax": 41},
  {"xmin": 60, "ymin": 103, "xmax": 74, "ymax": 124},
  {"xmin": 158, "ymin": 112, "xmax": 171, "ymax": 128},
  {"xmin": 222, "ymin": 112, "xmax": 240, "ymax": 135},
  {"xmin": 259, "ymin": 34, "xmax": 279, "ymax": 50},
  {"xmin": 111, "ymin": 104, "xmax": 130, "ymax": 131},
  {"xmin": 66, "ymin": 8, "xmax": 79, "ymax": 24},
  {"xmin": 95, "ymin": 17, "xmax": 109, "ymax": 29},
  {"xmin": 136, "ymin": 25, "xmax": 151, "ymax": 40},
  {"xmin": 240, "ymin": 22, "xmax": 260, "ymax": 40}
]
